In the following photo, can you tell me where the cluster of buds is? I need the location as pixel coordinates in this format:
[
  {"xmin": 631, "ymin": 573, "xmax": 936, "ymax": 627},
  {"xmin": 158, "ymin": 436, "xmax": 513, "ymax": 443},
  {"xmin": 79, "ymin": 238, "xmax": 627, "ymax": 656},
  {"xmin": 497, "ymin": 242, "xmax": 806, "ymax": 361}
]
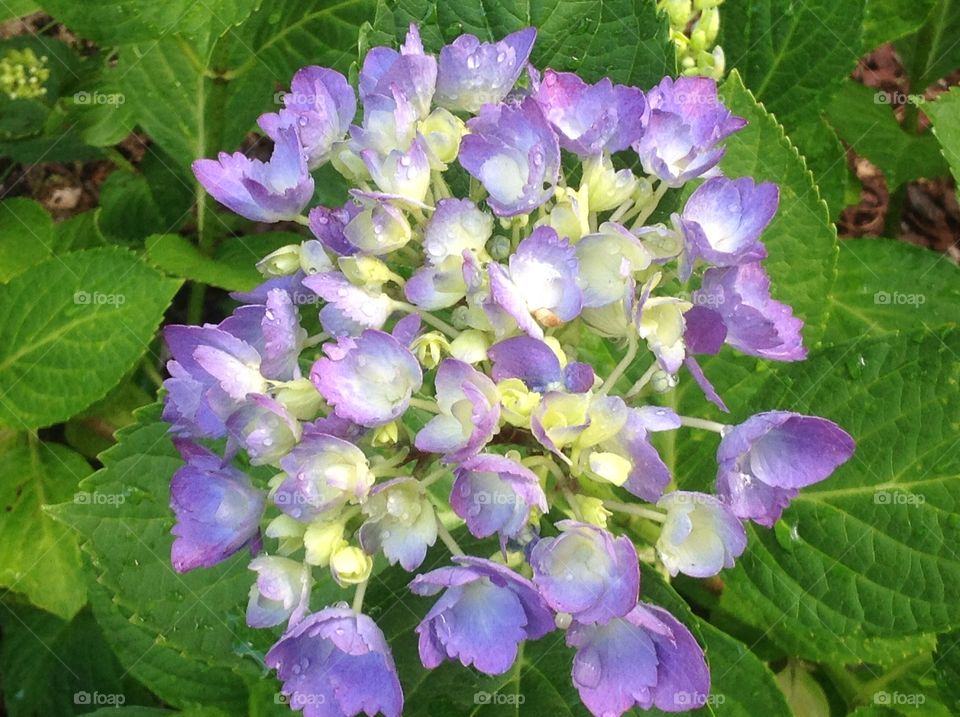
[
  {"xmin": 658, "ymin": 0, "xmax": 726, "ymax": 79},
  {"xmin": 0, "ymin": 47, "xmax": 49, "ymax": 100},
  {"xmin": 166, "ymin": 24, "xmax": 854, "ymax": 717}
]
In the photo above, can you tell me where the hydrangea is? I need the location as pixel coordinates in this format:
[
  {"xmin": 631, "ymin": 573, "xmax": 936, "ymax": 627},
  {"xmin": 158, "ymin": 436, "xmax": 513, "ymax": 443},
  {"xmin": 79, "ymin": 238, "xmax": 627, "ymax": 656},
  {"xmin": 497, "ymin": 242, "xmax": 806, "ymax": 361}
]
[{"xmin": 171, "ymin": 23, "xmax": 856, "ymax": 717}]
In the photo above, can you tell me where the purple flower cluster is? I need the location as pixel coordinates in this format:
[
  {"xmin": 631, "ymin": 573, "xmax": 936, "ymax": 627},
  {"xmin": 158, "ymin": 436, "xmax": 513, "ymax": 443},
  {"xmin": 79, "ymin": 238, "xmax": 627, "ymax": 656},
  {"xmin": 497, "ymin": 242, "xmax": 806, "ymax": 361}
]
[{"xmin": 165, "ymin": 24, "xmax": 856, "ymax": 717}]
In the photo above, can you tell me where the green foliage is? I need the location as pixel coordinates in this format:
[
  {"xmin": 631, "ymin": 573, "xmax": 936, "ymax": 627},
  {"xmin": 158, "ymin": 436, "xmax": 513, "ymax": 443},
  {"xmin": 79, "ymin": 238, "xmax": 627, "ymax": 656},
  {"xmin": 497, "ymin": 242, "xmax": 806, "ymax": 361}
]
[
  {"xmin": 0, "ymin": 247, "xmax": 181, "ymax": 429},
  {"xmin": 0, "ymin": 440, "xmax": 90, "ymax": 619},
  {"xmin": 826, "ymin": 81, "xmax": 947, "ymax": 190}
]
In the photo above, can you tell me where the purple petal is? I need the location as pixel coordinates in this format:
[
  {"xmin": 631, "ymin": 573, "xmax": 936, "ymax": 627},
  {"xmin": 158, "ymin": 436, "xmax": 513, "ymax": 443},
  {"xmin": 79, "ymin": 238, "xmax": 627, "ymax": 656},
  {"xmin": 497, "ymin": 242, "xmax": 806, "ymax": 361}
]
[{"xmin": 435, "ymin": 28, "xmax": 536, "ymax": 112}]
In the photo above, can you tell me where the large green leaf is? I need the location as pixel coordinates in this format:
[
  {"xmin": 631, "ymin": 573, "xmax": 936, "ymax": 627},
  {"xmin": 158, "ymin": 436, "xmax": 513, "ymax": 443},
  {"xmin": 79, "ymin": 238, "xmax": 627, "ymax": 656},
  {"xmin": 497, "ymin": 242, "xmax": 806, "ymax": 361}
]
[
  {"xmin": 934, "ymin": 630, "xmax": 960, "ymax": 713},
  {"xmin": 825, "ymin": 239, "xmax": 960, "ymax": 343},
  {"xmin": 720, "ymin": 0, "xmax": 865, "ymax": 125},
  {"xmin": 48, "ymin": 405, "xmax": 260, "ymax": 711},
  {"xmin": 371, "ymin": 0, "xmax": 674, "ymax": 88},
  {"xmin": 0, "ymin": 441, "xmax": 90, "ymax": 619},
  {"xmin": 897, "ymin": 0, "xmax": 960, "ymax": 90},
  {"xmin": 863, "ymin": 0, "xmax": 937, "ymax": 48},
  {"xmin": 0, "ymin": 248, "xmax": 181, "ymax": 429},
  {"xmin": 825, "ymin": 80, "xmax": 947, "ymax": 190},
  {"xmin": 699, "ymin": 329, "xmax": 960, "ymax": 663},
  {"xmin": 39, "ymin": 0, "xmax": 261, "ymax": 45},
  {"xmin": 0, "ymin": 603, "xmax": 142, "ymax": 716},
  {"xmin": 925, "ymin": 86, "xmax": 960, "ymax": 198},
  {"xmin": 718, "ymin": 71, "xmax": 838, "ymax": 349},
  {"xmin": 0, "ymin": 198, "xmax": 54, "ymax": 283}
]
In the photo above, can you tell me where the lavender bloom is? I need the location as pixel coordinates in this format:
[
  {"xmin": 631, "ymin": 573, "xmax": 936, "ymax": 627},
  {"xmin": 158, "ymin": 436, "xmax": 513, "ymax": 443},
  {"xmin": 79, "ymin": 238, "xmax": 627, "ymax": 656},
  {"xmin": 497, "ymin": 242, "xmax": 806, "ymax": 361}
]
[
  {"xmin": 589, "ymin": 407, "xmax": 678, "ymax": 502},
  {"xmin": 691, "ymin": 263, "xmax": 807, "ymax": 361},
  {"xmin": 435, "ymin": 28, "xmax": 537, "ymax": 112},
  {"xmin": 246, "ymin": 556, "xmax": 312, "ymax": 628},
  {"xmin": 410, "ymin": 556, "xmax": 554, "ymax": 675},
  {"xmin": 274, "ymin": 432, "xmax": 374, "ymax": 521},
  {"xmin": 636, "ymin": 295, "xmax": 692, "ymax": 374},
  {"xmin": 422, "ymin": 198, "xmax": 493, "ymax": 265},
  {"xmin": 634, "ymin": 76, "xmax": 746, "ymax": 186},
  {"xmin": 302, "ymin": 272, "xmax": 395, "ymax": 336},
  {"xmin": 192, "ymin": 119, "xmax": 314, "ymax": 222},
  {"xmin": 567, "ymin": 602, "xmax": 710, "ymax": 716},
  {"xmin": 576, "ymin": 223, "xmax": 653, "ymax": 308},
  {"xmin": 529, "ymin": 521, "xmax": 639, "ymax": 624},
  {"xmin": 534, "ymin": 70, "xmax": 647, "ymax": 156},
  {"xmin": 169, "ymin": 440, "xmax": 265, "ymax": 573},
  {"xmin": 308, "ymin": 201, "xmax": 362, "ymax": 256},
  {"xmin": 361, "ymin": 135, "xmax": 432, "ymax": 205},
  {"xmin": 450, "ymin": 454, "xmax": 547, "ymax": 547},
  {"xmin": 310, "ymin": 330, "xmax": 423, "ymax": 427},
  {"xmin": 656, "ymin": 491, "xmax": 747, "ymax": 578},
  {"xmin": 717, "ymin": 411, "xmax": 855, "ymax": 526},
  {"xmin": 225, "ymin": 393, "xmax": 301, "ymax": 466},
  {"xmin": 487, "ymin": 226, "xmax": 582, "ymax": 336},
  {"xmin": 359, "ymin": 478, "xmax": 437, "ymax": 571},
  {"xmin": 681, "ymin": 176, "xmax": 777, "ymax": 267},
  {"xmin": 459, "ymin": 98, "xmax": 560, "ymax": 216},
  {"xmin": 488, "ymin": 335, "xmax": 594, "ymax": 393},
  {"xmin": 162, "ymin": 324, "xmax": 266, "ymax": 438},
  {"xmin": 219, "ymin": 288, "xmax": 307, "ymax": 381},
  {"xmin": 343, "ymin": 199, "xmax": 413, "ymax": 254},
  {"xmin": 266, "ymin": 607, "xmax": 403, "ymax": 717},
  {"xmin": 260, "ymin": 66, "xmax": 355, "ymax": 169},
  {"xmin": 360, "ymin": 24, "xmax": 436, "ymax": 118},
  {"xmin": 415, "ymin": 359, "xmax": 500, "ymax": 462},
  {"xmin": 405, "ymin": 258, "xmax": 469, "ymax": 310}
]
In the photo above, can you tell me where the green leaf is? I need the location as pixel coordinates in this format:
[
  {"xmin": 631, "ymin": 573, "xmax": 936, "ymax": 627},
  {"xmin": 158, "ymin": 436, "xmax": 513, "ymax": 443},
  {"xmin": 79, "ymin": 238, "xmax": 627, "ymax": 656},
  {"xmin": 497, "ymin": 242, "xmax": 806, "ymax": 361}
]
[
  {"xmin": 718, "ymin": 71, "xmax": 838, "ymax": 348},
  {"xmin": 97, "ymin": 172, "xmax": 170, "ymax": 243},
  {"xmin": 825, "ymin": 81, "xmax": 947, "ymax": 189},
  {"xmin": 863, "ymin": 0, "xmax": 936, "ymax": 48},
  {"xmin": 787, "ymin": 116, "xmax": 851, "ymax": 220},
  {"xmin": 0, "ymin": 198, "xmax": 54, "ymax": 283},
  {"xmin": 710, "ymin": 329, "xmax": 960, "ymax": 662},
  {"xmin": 825, "ymin": 239, "xmax": 960, "ymax": 343},
  {"xmin": 897, "ymin": 0, "xmax": 960, "ymax": 90},
  {"xmin": 0, "ymin": 247, "xmax": 181, "ymax": 429},
  {"xmin": 0, "ymin": 0, "xmax": 38, "ymax": 20},
  {"xmin": 0, "ymin": 441, "xmax": 91, "ymax": 619},
  {"xmin": 720, "ymin": 0, "xmax": 865, "ymax": 125},
  {"xmin": 934, "ymin": 630, "xmax": 960, "ymax": 713},
  {"xmin": 47, "ymin": 404, "xmax": 259, "ymax": 711},
  {"xmin": 925, "ymin": 86, "xmax": 960, "ymax": 197},
  {"xmin": 146, "ymin": 232, "xmax": 297, "ymax": 292},
  {"xmin": 0, "ymin": 603, "xmax": 140, "ymax": 717},
  {"xmin": 39, "ymin": 0, "xmax": 261, "ymax": 45},
  {"xmin": 372, "ymin": 0, "xmax": 673, "ymax": 88}
]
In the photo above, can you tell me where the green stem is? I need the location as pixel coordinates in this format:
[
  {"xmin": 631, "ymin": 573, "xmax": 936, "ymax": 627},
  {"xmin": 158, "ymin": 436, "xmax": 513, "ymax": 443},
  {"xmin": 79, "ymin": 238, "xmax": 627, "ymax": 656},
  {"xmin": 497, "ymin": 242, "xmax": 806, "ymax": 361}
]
[
  {"xmin": 631, "ymin": 181, "xmax": 671, "ymax": 229},
  {"xmin": 408, "ymin": 397, "xmax": 441, "ymax": 414},
  {"xmin": 598, "ymin": 335, "xmax": 638, "ymax": 396},
  {"xmin": 603, "ymin": 500, "xmax": 666, "ymax": 522},
  {"xmin": 435, "ymin": 517, "xmax": 465, "ymax": 556},
  {"xmin": 392, "ymin": 301, "xmax": 460, "ymax": 338},
  {"xmin": 352, "ymin": 579, "xmax": 368, "ymax": 613},
  {"xmin": 624, "ymin": 361, "xmax": 659, "ymax": 399},
  {"xmin": 678, "ymin": 416, "xmax": 727, "ymax": 433}
]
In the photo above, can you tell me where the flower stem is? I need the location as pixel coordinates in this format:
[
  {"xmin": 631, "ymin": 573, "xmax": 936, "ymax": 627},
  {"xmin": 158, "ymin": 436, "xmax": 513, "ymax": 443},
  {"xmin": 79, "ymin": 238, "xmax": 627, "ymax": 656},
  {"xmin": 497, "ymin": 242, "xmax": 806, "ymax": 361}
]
[
  {"xmin": 352, "ymin": 579, "xmax": 368, "ymax": 613},
  {"xmin": 292, "ymin": 214, "xmax": 311, "ymax": 226},
  {"xmin": 678, "ymin": 416, "xmax": 728, "ymax": 433},
  {"xmin": 603, "ymin": 500, "xmax": 666, "ymax": 522},
  {"xmin": 435, "ymin": 517, "xmax": 465, "ymax": 556},
  {"xmin": 598, "ymin": 335, "xmax": 638, "ymax": 396},
  {"xmin": 420, "ymin": 465, "xmax": 451, "ymax": 488},
  {"xmin": 392, "ymin": 301, "xmax": 460, "ymax": 338},
  {"xmin": 630, "ymin": 181, "xmax": 671, "ymax": 230},
  {"xmin": 408, "ymin": 397, "xmax": 441, "ymax": 414},
  {"xmin": 624, "ymin": 361, "xmax": 659, "ymax": 399}
]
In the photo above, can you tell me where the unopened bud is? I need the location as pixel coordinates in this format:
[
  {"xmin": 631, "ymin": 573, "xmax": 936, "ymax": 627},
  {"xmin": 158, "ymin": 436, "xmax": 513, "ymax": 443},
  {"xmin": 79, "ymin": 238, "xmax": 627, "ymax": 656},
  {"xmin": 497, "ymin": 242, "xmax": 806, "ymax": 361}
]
[
  {"xmin": 257, "ymin": 244, "xmax": 302, "ymax": 277},
  {"xmin": 449, "ymin": 329, "xmax": 490, "ymax": 363},
  {"xmin": 372, "ymin": 420, "xmax": 400, "ymax": 447},
  {"xmin": 265, "ymin": 514, "xmax": 307, "ymax": 556},
  {"xmin": 303, "ymin": 518, "xmax": 346, "ymax": 567},
  {"xmin": 274, "ymin": 378, "xmax": 325, "ymax": 420},
  {"xmin": 411, "ymin": 330, "xmax": 450, "ymax": 369},
  {"xmin": 339, "ymin": 254, "xmax": 396, "ymax": 288},
  {"xmin": 419, "ymin": 108, "xmax": 465, "ymax": 166},
  {"xmin": 582, "ymin": 155, "xmax": 638, "ymax": 212},
  {"xmin": 498, "ymin": 378, "xmax": 541, "ymax": 428},
  {"xmin": 330, "ymin": 545, "xmax": 373, "ymax": 585},
  {"xmin": 486, "ymin": 234, "xmax": 512, "ymax": 261},
  {"xmin": 651, "ymin": 369, "xmax": 679, "ymax": 393}
]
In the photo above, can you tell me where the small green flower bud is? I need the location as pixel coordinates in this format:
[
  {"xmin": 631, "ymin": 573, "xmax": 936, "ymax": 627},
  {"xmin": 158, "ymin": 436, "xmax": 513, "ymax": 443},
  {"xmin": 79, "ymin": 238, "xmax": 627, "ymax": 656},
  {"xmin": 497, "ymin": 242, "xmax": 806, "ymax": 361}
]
[
  {"xmin": 449, "ymin": 329, "xmax": 490, "ymax": 364},
  {"xmin": 411, "ymin": 330, "xmax": 450, "ymax": 369},
  {"xmin": 256, "ymin": 244, "xmax": 302, "ymax": 277},
  {"xmin": 265, "ymin": 514, "xmax": 307, "ymax": 556},
  {"xmin": 330, "ymin": 545, "xmax": 373, "ymax": 585},
  {"xmin": 651, "ymin": 369, "xmax": 679, "ymax": 393},
  {"xmin": 371, "ymin": 420, "xmax": 400, "ymax": 447},
  {"xmin": 274, "ymin": 378, "xmax": 325, "ymax": 420},
  {"xmin": 303, "ymin": 518, "xmax": 347, "ymax": 567},
  {"xmin": 419, "ymin": 108, "xmax": 465, "ymax": 166}
]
